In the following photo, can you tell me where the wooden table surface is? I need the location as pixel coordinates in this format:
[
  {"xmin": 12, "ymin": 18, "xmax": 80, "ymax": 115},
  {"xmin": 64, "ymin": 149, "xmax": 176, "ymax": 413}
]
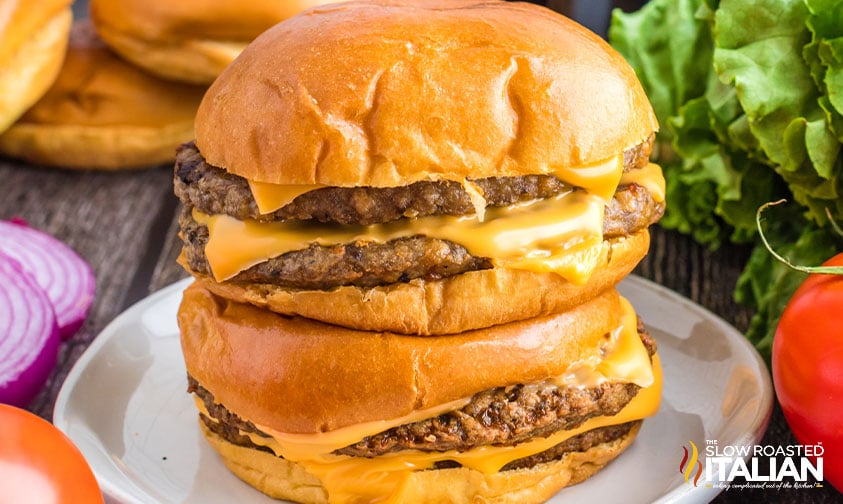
[{"xmin": 2, "ymin": 158, "xmax": 836, "ymax": 503}]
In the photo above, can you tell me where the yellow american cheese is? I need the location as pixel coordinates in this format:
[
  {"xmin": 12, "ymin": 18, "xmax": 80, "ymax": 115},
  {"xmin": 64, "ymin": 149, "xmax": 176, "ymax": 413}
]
[
  {"xmin": 245, "ymin": 154, "xmax": 625, "ymax": 216},
  {"xmin": 195, "ymin": 189, "xmax": 605, "ymax": 284},
  {"xmin": 619, "ymin": 163, "xmax": 665, "ymax": 203},
  {"xmin": 247, "ymin": 180, "xmax": 325, "ymax": 215}
]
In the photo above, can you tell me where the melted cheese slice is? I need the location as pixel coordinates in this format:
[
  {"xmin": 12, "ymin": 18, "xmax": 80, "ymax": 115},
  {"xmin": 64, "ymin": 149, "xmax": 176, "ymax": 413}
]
[
  {"xmin": 196, "ymin": 189, "xmax": 605, "ymax": 284},
  {"xmin": 553, "ymin": 296, "xmax": 653, "ymax": 389},
  {"xmin": 245, "ymin": 155, "xmax": 624, "ymax": 216},
  {"xmin": 247, "ymin": 181, "xmax": 325, "ymax": 215},
  {"xmin": 620, "ymin": 163, "xmax": 665, "ymax": 203}
]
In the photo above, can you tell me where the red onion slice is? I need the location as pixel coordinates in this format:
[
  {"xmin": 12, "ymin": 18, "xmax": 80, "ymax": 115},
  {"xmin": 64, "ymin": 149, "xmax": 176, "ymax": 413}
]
[
  {"xmin": 0, "ymin": 219, "xmax": 95, "ymax": 339},
  {"xmin": 0, "ymin": 252, "xmax": 60, "ymax": 407}
]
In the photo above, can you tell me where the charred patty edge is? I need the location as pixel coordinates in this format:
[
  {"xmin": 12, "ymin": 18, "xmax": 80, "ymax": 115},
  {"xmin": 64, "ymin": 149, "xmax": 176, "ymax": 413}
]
[
  {"xmin": 199, "ymin": 412, "xmax": 640, "ymax": 473},
  {"xmin": 174, "ymin": 134, "xmax": 655, "ymax": 226}
]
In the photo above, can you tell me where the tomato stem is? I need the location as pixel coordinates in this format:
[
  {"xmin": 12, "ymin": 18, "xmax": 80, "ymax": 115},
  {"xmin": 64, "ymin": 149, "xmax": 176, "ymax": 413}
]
[
  {"xmin": 827, "ymin": 208, "xmax": 843, "ymax": 238},
  {"xmin": 757, "ymin": 200, "xmax": 843, "ymax": 275}
]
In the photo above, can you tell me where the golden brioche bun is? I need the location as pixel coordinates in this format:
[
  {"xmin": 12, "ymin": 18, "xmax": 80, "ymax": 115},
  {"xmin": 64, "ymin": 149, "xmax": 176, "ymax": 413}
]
[
  {"xmin": 0, "ymin": 22, "xmax": 206, "ymax": 170},
  {"xmin": 0, "ymin": 0, "xmax": 72, "ymax": 133},
  {"xmin": 179, "ymin": 283, "xmax": 628, "ymax": 434},
  {"xmin": 194, "ymin": 0, "xmax": 658, "ymax": 187},
  {"xmin": 200, "ymin": 420, "xmax": 641, "ymax": 504},
  {"xmin": 89, "ymin": 0, "xmax": 340, "ymax": 84},
  {"xmin": 188, "ymin": 230, "xmax": 650, "ymax": 335}
]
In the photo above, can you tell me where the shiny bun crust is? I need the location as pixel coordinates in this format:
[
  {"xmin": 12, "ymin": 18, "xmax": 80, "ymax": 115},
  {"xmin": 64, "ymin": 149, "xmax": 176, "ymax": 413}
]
[
  {"xmin": 195, "ymin": 0, "xmax": 658, "ymax": 186},
  {"xmin": 179, "ymin": 283, "xmax": 627, "ymax": 434},
  {"xmin": 89, "ymin": 0, "xmax": 340, "ymax": 84},
  {"xmin": 0, "ymin": 2, "xmax": 72, "ymax": 134},
  {"xmin": 189, "ymin": 230, "xmax": 650, "ymax": 335},
  {"xmin": 0, "ymin": 22, "xmax": 206, "ymax": 170},
  {"xmin": 200, "ymin": 420, "xmax": 641, "ymax": 503}
]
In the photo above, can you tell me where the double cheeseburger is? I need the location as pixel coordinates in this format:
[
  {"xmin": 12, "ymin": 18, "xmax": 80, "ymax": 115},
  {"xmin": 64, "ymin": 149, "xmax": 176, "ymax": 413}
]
[{"xmin": 175, "ymin": 1, "xmax": 666, "ymax": 502}]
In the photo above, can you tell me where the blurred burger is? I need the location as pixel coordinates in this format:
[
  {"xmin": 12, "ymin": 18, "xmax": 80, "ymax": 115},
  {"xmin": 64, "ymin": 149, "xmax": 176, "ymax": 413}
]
[
  {"xmin": 89, "ymin": 0, "xmax": 344, "ymax": 84},
  {"xmin": 0, "ymin": 0, "xmax": 72, "ymax": 134},
  {"xmin": 175, "ymin": 0, "xmax": 665, "ymax": 502},
  {"xmin": 0, "ymin": 22, "xmax": 206, "ymax": 170}
]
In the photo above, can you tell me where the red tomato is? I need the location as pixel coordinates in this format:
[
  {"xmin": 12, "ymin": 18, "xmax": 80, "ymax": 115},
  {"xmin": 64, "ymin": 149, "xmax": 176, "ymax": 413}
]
[
  {"xmin": 0, "ymin": 404, "xmax": 103, "ymax": 503},
  {"xmin": 773, "ymin": 253, "xmax": 843, "ymax": 492}
]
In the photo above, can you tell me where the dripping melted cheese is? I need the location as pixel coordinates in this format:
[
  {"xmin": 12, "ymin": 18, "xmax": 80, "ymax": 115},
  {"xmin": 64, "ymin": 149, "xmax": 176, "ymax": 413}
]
[
  {"xmin": 245, "ymin": 155, "xmax": 626, "ymax": 216},
  {"xmin": 202, "ymin": 161, "xmax": 664, "ymax": 285},
  {"xmin": 195, "ymin": 190, "xmax": 606, "ymax": 284}
]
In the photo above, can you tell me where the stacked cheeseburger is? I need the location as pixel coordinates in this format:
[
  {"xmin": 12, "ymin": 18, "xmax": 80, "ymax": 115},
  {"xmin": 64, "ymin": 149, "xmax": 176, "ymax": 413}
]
[{"xmin": 174, "ymin": 1, "xmax": 666, "ymax": 502}]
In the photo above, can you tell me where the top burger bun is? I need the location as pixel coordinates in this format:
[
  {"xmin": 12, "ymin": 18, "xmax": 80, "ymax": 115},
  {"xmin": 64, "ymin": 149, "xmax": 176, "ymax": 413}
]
[
  {"xmin": 90, "ymin": 0, "xmax": 342, "ymax": 84},
  {"xmin": 195, "ymin": 0, "xmax": 658, "ymax": 187},
  {"xmin": 0, "ymin": 0, "xmax": 72, "ymax": 134},
  {"xmin": 0, "ymin": 22, "xmax": 206, "ymax": 170}
]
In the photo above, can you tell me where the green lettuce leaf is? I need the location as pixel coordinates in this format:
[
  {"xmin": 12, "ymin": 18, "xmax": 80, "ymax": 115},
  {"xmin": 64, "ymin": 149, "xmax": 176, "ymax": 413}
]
[
  {"xmin": 609, "ymin": 0, "xmax": 843, "ymax": 359},
  {"xmin": 714, "ymin": 0, "xmax": 841, "ymax": 223}
]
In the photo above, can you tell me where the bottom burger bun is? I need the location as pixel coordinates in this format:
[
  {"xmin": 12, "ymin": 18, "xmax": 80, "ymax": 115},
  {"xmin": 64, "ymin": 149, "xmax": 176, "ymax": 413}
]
[
  {"xmin": 0, "ymin": 6, "xmax": 72, "ymax": 134},
  {"xmin": 189, "ymin": 229, "xmax": 651, "ymax": 335},
  {"xmin": 199, "ymin": 420, "xmax": 642, "ymax": 504},
  {"xmin": 0, "ymin": 22, "xmax": 206, "ymax": 170}
]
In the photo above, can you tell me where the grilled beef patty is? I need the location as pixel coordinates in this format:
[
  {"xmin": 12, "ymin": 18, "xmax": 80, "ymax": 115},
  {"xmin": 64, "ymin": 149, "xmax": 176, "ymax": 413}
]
[
  {"xmin": 199, "ymin": 411, "xmax": 639, "ymax": 472},
  {"xmin": 174, "ymin": 135, "xmax": 654, "ymax": 226},
  {"xmin": 189, "ymin": 321, "xmax": 655, "ymax": 458}
]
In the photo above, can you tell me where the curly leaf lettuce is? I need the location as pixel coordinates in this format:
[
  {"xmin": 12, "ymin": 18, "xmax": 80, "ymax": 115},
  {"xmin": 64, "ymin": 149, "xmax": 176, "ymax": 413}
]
[
  {"xmin": 714, "ymin": 0, "xmax": 841, "ymax": 221},
  {"xmin": 610, "ymin": 0, "xmax": 843, "ymax": 359}
]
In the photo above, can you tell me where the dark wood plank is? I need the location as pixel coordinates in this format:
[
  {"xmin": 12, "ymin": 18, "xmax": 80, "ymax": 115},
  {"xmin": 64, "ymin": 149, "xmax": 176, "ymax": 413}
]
[{"xmin": 0, "ymin": 160, "xmax": 177, "ymax": 420}]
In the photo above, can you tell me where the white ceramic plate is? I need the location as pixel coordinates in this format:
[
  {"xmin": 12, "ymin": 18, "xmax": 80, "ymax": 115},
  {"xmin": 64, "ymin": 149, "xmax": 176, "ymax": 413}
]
[{"xmin": 54, "ymin": 276, "xmax": 773, "ymax": 504}]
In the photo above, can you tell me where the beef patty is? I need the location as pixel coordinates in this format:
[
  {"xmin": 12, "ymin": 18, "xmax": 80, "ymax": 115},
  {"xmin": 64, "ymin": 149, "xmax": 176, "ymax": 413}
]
[
  {"xmin": 200, "ymin": 411, "xmax": 639, "ymax": 473},
  {"xmin": 174, "ymin": 134, "xmax": 654, "ymax": 226},
  {"xmin": 189, "ymin": 321, "xmax": 656, "ymax": 458}
]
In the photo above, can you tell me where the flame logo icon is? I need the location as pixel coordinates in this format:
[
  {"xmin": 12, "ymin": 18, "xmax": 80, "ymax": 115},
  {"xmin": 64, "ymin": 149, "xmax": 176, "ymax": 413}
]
[{"xmin": 679, "ymin": 441, "xmax": 703, "ymax": 486}]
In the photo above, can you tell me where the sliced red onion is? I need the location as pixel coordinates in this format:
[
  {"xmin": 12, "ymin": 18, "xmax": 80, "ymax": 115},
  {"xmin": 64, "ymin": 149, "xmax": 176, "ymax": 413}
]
[
  {"xmin": 0, "ymin": 219, "xmax": 95, "ymax": 339},
  {"xmin": 0, "ymin": 252, "xmax": 60, "ymax": 407}
]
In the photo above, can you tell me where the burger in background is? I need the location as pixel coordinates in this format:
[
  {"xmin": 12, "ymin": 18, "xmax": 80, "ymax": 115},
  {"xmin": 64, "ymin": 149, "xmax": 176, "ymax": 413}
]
[
  {"xmin": 0, "ymin": 0, "xmax": 72, "ymax": 134},
  {"xmin": 0, "ymin": 22, "xmax": 206, "ymax": 170},
  {"xmin": 175, "ymin": 0, "xmax": 666, "ymax": 502},
  {"xmin": 89, "ymin": 0, "xmax": 346, "ymax": 84}
]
